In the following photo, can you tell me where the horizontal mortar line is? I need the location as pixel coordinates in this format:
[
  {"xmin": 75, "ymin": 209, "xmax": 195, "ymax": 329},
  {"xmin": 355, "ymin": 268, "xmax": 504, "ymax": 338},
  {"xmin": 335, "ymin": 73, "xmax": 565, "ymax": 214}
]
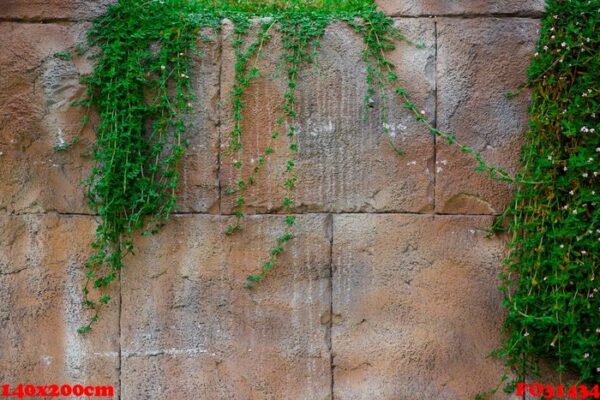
[
  {"xmin": 0, "ymin": 210, "xmax": 501, "ymax": 218},
  {"xmin": 93, "ymin": 347, "xmax": 210, "ymax": 359},
  {"xmin": 0, "ymin": 13, "xmax": 542, "ymax": 24},
  {"xmin": 387, "ymin": 13, "xmax": 542, "ymax": 19}
]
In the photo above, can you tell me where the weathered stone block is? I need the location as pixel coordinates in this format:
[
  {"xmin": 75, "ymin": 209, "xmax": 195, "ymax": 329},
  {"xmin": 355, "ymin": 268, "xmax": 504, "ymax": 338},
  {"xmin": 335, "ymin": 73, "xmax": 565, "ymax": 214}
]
[
  {"xmin": 435, "ymin": 18, "xmax": 539, "ymax": 214},
  {"xmin": 376, "ymin": 0, "xmax": 545, "ymax": 17},
  {"xmin": 332, "ymin": 214, "xmax": 509, "ymax": 399},
  {"xmin": 0, "ymin": 23, "xmax": 220, "ymax": 214},
  {"xmin": 177, "ymin": 31, "xmax": 222, "ymax": 213},
  {"xmin": 0, "ymin": 23, "xmax": 94, "ymax": 214},
  {"xmin": 0, "ymin": 0, "xmax": 115, "ymax": 21},
  {"xmin": 121, "ymin": 214, "xmax": 332, "ymax": 399},
  {"xmin": 0, "ymin": 214, "xmax": 119, "ymax": 392},
  {"xmin": 220, "ymin": 19, "xmax": 435, "ymax": 214}
]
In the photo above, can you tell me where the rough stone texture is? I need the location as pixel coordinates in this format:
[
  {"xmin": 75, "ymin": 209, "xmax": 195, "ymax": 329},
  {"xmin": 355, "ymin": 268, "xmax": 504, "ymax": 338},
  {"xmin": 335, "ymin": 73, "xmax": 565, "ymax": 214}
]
[
  {"xmin": 332, "ymin": 214, "xmax": 510, "ymax": 399},
  {"xmin": 0, "ymin": 23, "xmax": 220, "ymax": 214},
  {"xmin": 0, "ymin": 214, "xmax": 119, "ymax": 392},
  {"xmin": 0, "ymin": 23, "xmax": 94, "ymax": 214},
  {"xmin": 435, "ymin": 18, "xmax": 539, "ymax": 214},
  {"xmin": 376, "ymin": 0, "xmax": 545, "ymax": 16},
  {"xmin": 220, "ymin": 19, "xmax": 435, "ymax": 214},
  {"xmin": 121, "ymin": 214, "xmax": 332, "ymax": 399},
  {"xmin": 0, "ymin": 0, "xmax": 116, "ymax": 21},
  {"xmin": 177, "ymin": 31, "xmax": 221, "ymax": 213}
]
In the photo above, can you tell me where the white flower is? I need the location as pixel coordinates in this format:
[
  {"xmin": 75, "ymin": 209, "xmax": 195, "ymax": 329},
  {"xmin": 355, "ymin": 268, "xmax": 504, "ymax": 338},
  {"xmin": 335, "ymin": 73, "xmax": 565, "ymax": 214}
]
[
  {"xmin": 561, "ymin": 42, "xmax": 567, "ymax": 47},
  {"xmin": 534, "ymin": 52, "xmax": 539, "ymax": 57},
  {"xmin": 524, "ymin": 332, "xmax": 530, "ymax": 337},
  {"xmin": 543, "ymin": 45, "xmax": 549, "ymax": 51},
  {"xmin": 564, "ymin": 166, "xmax": 568, "ymax": 171},
  {"xmin": 581, "ymin": 126, "xmax": 589, "ymax": 132},
  {"xmin": 583, "ymin": 173, "xmax": 589, "ymax": 178},
  {"xmin": 584, "ymin": 353, "xmax": 590, "ymax": 358},
  {"xmin": 160, "ymin": 65, "xmax": 166, "ymax": 70},
  {"xmin": 596, "ymin": 147, "xmax": 600, "ymax": 153},
  {"xmin": 582, "ymin": 250, "xmax": 587, "ymax": 255},
  {"xmin": 560, "ymin": 244, "xmax": 565, "ymax": 248},
  {"xmin": 551, "ymin": 35, "xmax": 556, "ymax": 40},
  {"xmin": 420, "ymin": 110, "xmax": 426, "ymax": 115},
  {"xmin": 570, "ymin": 190, "xmax": 575, "ymax": 195}
]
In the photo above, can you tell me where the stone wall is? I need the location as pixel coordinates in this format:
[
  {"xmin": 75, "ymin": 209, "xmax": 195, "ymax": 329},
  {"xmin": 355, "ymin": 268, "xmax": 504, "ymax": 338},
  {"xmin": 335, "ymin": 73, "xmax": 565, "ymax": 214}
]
[{"xmin": 0, "ymin": 1, "xmax": 543, "ymax": 399}]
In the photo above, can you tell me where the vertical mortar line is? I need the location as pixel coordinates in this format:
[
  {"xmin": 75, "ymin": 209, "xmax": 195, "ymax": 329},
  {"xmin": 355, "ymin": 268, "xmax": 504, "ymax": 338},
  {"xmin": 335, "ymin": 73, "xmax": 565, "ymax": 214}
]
[
  {"xmin": 433, "ymin": 20, "xmax": 438, "ymax": 214},
  {"xmin": 327, "ymin": 213, "xmax": 335, "ymax": 400},
  {"xmin": 216, "ymin": 23, "xmax": 225, "ymax": 215}
]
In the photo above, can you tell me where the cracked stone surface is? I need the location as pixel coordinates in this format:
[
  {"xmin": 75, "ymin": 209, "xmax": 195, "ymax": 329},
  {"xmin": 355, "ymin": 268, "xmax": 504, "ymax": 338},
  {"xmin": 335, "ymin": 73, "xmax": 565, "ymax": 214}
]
[
  {"xmin": 0, "ymin": 214, "xmax": 119, "ymax": 392},
  {"xmin": 120, "ymin": 214, "xmax": 332, "ymax": 399},
  {"xmin": 331, "ymin": 214, "xmax": 511, "ymax": 399},
  {"xmin": 220, "ymin": 19, "xmax": 435, "ymax": 214},
  {"xmin": 435, "ymin": 18, "xmax": 539, "ymax": 214}
]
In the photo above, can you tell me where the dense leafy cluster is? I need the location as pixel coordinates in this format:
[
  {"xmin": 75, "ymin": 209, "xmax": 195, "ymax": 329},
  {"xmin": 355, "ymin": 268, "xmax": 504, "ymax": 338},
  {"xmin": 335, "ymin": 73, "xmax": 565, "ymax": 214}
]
[
  {"xmin": 494, "ymin": 0, "xmax": 599, "ymax": 387},
  {"xmin": 78, "ymin": 0, "xmax": 221, "ymax": 332}
]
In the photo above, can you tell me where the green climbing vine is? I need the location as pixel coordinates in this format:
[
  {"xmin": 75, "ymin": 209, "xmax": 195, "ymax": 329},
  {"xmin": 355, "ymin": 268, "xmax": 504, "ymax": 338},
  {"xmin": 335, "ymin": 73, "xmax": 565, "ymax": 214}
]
[
  {"xmin": 76, "ymin": 0, "xmax": 598, "ymax": 392},
  {"xmin": 489, "ymin": 0, "xmax": 600, "ymax": 391}
]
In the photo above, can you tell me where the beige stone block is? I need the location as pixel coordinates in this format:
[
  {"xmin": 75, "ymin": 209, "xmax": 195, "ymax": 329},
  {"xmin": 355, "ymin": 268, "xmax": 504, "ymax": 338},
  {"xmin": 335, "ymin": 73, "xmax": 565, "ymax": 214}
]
[
  {"xmin": 332, "ymin": 214, "xmax": 510, "ymax": 399},
  {"xmin": 220, "ymin": 19, "xmax": 435, "ymax": 214},
  {"xmin": 0, "ymin": 214, "xmax": 119, "ymax": 392},
  {"xmin": 435, "ymin": 18, "xmax": 539, "ymax": 214},
  {"xmin": 0, "ymin": 23, "xmax": 95, "ymax": 214},
  {"xmin": 121, "ymin": 214, "xmax": 332, "ymax": 399},
  {"xmin": 0, "ymin": 0, "xmax": 115, "ymax": 21}
]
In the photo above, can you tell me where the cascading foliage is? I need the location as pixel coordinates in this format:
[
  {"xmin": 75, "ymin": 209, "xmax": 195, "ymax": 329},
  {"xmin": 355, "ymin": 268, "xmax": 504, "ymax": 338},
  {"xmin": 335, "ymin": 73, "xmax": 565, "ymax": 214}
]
[
  {"xmin": 77, "ymin": 0, "xmax": 597, "ymax": 392},
  {"xmin": 81, "ymin": 0, "xmax": 504, "ymax": 330},
  {"xmin": 492, "ymin": 0, "xmax": 599, "ymax": 388}
]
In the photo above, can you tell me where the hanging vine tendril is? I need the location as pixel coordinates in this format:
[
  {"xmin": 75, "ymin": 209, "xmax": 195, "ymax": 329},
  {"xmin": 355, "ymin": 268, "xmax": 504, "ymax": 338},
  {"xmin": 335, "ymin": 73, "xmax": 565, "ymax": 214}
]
[{"xmin": 76, "ymin": 0, "xmax": 598, "ymax": 392}]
